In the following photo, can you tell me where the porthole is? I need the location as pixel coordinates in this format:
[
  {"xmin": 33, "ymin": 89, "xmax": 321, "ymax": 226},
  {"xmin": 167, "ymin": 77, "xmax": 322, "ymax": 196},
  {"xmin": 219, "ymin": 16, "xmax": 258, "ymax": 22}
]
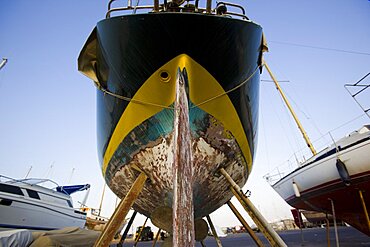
[{"xmin": 159, "ymin": 70, "xmax": 171, "ymax": 83}]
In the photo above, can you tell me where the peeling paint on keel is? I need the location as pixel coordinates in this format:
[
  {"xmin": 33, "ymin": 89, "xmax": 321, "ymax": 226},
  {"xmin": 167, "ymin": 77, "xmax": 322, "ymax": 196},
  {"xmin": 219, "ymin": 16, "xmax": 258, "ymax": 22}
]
[
  {"xmin": 172, "ymin": 68, "xmax": 195, "ymax": 246},
  {"xmin": 108, "ymin": 134, "xmax": 247, "ymax": 219}
]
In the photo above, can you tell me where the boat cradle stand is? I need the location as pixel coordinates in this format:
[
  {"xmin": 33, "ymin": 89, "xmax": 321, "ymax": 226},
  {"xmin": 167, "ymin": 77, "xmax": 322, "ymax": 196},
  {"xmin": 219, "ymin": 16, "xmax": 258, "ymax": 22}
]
[
  {"xmin": 219, "ymin": 168, "xmax": 287, "ymax": 247},
  {"xmin": 94, "ymin": 172, "xmax": 148, "ymax": 247}
]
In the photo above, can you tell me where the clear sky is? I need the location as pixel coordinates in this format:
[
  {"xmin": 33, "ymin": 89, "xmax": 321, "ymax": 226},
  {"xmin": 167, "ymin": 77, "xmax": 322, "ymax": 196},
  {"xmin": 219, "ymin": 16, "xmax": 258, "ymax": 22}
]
[{"xmin": 1, "ymin": 0, "xmax": 369, "ymax": 233}]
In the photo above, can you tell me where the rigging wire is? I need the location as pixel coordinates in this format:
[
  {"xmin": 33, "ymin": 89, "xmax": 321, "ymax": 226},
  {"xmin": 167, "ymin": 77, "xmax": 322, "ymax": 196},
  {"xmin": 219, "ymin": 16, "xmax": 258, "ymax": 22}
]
[
  {"xmin": 282, "ymin": 86, "xmax": 326, "ymax": 142},
  {"xmin": 327, "ymin": 113, "xmax": 367, "ymax": 134},
  {"xmin": 270, "ymin": 40, "xmax": 370, "ymax": 56},
  {"xmin": 277, "ymin": 86, "xmax": 306, "ymax": 159},
  {"xmin": 266, "ymin": 83, "xmax": 297, "ymax": 157},
  {"xmin": 286, "ymin": 85, "xmax": 326, "ymax": 137},
  {"xmin": 289, "ymin": 113, "xmax": 365, "ymax": 160},
  {"xmin": 262, "ymin": 60, "xmax": 326, "ymax": 150},
  {"xmin": 260, "ymin": 93, "xmax": 271, "ymax": 172},
  {"xmin": 262, "ymin": 60, "xmax": 308, "ymax": 159},
  {"xmin": 191, "ymin": 65, "xmax": 261, "ymax": 108}
]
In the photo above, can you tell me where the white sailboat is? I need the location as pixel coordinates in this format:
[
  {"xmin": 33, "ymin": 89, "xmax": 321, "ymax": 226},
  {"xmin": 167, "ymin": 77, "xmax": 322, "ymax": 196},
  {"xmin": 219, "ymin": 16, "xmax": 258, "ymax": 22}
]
[{"xmin": 264, "ymin": 70, "xmax": 370, "ymax": 236}]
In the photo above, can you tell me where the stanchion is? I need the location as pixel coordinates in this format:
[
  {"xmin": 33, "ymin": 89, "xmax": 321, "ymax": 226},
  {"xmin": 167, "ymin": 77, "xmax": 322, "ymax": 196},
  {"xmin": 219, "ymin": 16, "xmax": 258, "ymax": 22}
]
[{"xmin": 152, "ymin": 229, "xmax": 162, "ymax": 247}]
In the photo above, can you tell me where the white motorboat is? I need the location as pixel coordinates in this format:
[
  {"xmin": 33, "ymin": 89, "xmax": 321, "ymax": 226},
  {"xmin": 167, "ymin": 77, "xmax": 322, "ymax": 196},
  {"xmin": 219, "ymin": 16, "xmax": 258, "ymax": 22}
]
[{"xmin": 0, "ymin": 175, "xmax": 89, "ymax": 231}]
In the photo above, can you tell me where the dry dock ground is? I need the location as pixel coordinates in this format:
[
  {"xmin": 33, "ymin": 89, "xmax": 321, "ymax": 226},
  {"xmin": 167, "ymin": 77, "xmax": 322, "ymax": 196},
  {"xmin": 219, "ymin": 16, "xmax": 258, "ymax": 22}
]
[{"xmin": 116, "ymin": 226, "xmax": 370, "ymax": 247}]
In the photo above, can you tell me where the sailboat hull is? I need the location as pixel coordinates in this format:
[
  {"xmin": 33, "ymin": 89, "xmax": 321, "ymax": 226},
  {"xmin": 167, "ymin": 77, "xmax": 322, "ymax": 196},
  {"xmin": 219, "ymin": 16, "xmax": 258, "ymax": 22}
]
[
  {"xmin": 79, "ymin": 13, "xmax": 263, "ymax": 227},
  {"xmin": 272, "ymin": 129, "xmax": 370, "ymax": 235}
]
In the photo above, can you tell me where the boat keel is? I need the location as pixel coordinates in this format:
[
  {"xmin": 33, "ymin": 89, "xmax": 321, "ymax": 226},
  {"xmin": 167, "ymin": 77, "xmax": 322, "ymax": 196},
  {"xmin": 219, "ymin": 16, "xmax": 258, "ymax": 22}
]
[{"xmin": 172, "ymin": 67, "xmax": 195, "ymax": 246}]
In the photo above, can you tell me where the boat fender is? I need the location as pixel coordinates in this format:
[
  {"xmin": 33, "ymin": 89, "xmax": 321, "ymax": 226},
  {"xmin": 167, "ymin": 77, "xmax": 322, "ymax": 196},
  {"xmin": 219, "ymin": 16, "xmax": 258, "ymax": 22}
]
[
  {"xmin": 336, "ymin": 159, "xmax": 351, "ymax": 186},
  {"xmin": 0, "ymin": 198, "xmax": 12, "ymax": 206},
  {"xmin": 292, "ymin": 181, "xmax": 301, "ymax": 197}
]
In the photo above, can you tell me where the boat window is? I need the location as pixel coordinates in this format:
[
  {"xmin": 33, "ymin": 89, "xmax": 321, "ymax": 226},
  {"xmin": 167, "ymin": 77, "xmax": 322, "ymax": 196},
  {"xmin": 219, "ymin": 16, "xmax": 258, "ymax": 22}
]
[
  {"xmin": 67, "ymin": 200, "xmax": 73, "ymax": 208},
  {"xmin": 0, "ymin": 184, "xmax": 24, "ymax": 196},
  {"xmin": 38, "ymin": 193, "xmax": 72, "ymax": 207},
  {"xmin": 26, "ymin": 189, "xmax": 40, "ymax": 200}
]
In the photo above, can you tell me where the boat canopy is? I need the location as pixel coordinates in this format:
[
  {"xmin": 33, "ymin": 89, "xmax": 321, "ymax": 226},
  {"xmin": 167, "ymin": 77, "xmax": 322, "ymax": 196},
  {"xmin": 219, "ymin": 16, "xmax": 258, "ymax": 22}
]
[
  {"xmin": 1, "ymin": 176, "xmax": 59, "ymax": 187},
  {"xmin": 56, "ymin": 184, "xmax": 91, "ymax": 195}
]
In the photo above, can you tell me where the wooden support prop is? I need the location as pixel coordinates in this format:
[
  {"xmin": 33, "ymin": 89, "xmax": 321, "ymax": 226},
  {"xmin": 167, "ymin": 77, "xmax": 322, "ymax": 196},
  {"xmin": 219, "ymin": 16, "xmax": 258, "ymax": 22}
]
[
  {"xmin": 359, "ymin": 190, "xmax": 370, "ymax": 232},
  {"xmin": 134, "ymin": 217, "xmax": 149, "ymax": 246},
  {"xmin": 117, "ymin": 210, "xmax": 138, "ymax": 246},
  {"xmin": 227, "ymin": 201, "xmax": 264, "ymax": 247},
  {"xmin": 94, "ymin": 172, "xmax": 147, "ymax": 247},
  {"xmin": 172, "ymin": 68, "xmax": 195, "ymax": 246},
  {"xmin": 219, "ymin": 168, "xmax": 287, "ymax": 247},
  {"xmin": 206, "ymin": 215, "xmax": 223, "ymax": 247},
  {"xmin": 152, "ymin": 229, "xmax": 162, "ymax": 247}
]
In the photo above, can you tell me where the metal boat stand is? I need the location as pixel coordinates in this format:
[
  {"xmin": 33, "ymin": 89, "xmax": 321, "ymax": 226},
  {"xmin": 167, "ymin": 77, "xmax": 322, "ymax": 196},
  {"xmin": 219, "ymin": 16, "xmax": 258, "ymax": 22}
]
[
  {"xmin": 117, "ymin": 210, "xmax": 138, "ymax": 246},
  {"xmin": 219, "ymin": 168, "xmax": 287, "ymax": 247},
  {"xmin": 134, "ymin": 217, "xmax": 149, "ymax": 246},
  {"xmin": 94, "ymin": 172, "xmax": 148, "ymax": 247},
  {"xmin": 206, "ymin": 215, "xmax": 223, "ymax": 247},
  {"xmin": 328, "ymin": 198, "xmax": 339, "ymax": 247},
  {"xmin": 325, "ymin": 213, "xmax": 331, "ymax": 247},
  {"xmin": 152, "ymin": 228, "xmax": 162, "ymax": 247}
]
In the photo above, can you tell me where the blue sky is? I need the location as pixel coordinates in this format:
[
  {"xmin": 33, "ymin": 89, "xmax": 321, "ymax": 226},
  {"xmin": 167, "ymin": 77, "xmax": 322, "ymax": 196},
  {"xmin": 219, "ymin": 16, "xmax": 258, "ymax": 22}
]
[{"xmin": 1, "ymin": 0, "xmax": 369, "ymax": 231}]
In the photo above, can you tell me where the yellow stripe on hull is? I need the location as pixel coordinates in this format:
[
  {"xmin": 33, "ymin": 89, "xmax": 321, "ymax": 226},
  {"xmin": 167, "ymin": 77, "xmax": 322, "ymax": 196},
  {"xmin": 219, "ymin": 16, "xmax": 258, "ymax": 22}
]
[{"xmin": 103, "ymin": 54, "xmax": 252, "ymax": 175}]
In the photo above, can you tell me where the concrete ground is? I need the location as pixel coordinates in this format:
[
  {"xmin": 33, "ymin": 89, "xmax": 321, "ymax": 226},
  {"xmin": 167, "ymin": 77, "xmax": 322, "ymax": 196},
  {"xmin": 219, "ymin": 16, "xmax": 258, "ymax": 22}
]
[{"xmin": 116, "ymin": 226, "xmax": 370, "ymax": 247}]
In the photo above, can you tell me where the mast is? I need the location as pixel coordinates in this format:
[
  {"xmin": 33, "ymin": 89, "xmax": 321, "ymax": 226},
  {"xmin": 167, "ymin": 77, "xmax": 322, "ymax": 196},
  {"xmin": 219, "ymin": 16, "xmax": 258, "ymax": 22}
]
[
  {"xmin": 263, "ymin": 60, "xmax": 317, "ymax": 156},
  {"xmin": 98, "ymin": 183, "xmax": 107, "ymax": 216}
]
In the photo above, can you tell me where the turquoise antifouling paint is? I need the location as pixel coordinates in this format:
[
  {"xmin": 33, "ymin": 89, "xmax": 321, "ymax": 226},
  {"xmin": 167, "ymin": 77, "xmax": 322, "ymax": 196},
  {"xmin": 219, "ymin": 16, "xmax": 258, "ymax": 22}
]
[{"xmin": 106, "ymin": 106, "xmax": 175, "ymax": 181}]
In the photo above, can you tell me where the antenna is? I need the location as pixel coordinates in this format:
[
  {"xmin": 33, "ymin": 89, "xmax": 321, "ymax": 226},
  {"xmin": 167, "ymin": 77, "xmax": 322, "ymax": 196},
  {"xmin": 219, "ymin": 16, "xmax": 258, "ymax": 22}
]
[
  {"xmin": 0, "ymin": 58, "xmax": 7, "ymax": 71},
  {"xmin": 44, "ymin": 161, "xmax": 55, "ymax": 179},
  {"xmin": 25, "ymin": 166, "xmax": 33, "ymax": 178},
  {"xmin": 68, "ymin": 168, "xmax": 75, "ymax": 184}
]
